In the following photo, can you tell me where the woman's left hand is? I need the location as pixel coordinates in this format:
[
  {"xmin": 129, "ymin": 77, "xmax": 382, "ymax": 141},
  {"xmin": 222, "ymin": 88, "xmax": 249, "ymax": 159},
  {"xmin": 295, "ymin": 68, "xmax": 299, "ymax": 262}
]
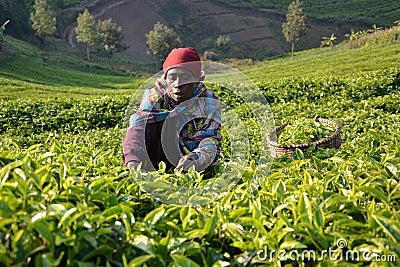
[{"xmin": 174, "ymin": 153, "xmax": 199, "ymax": 172}]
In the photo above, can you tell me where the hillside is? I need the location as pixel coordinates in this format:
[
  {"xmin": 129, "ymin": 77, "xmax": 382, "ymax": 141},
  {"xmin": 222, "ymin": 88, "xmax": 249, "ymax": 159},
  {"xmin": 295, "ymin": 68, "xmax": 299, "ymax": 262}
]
[
  {"xmin": 246, "ymin": 43, "xmax": 400, "ymax": 82},
  {"xmin": 1, "ymin": 29, "xmax": 400, "ymax": 266},
  {"xmin": 59, "ymin": 0, "xmax": 383, "ymax": 62},
  {"xmin": 215, "ymin": 0, "xmax": 400, "ymax": 27},
  {"xmin": 0, "ymin": 36, "xmax": 140, "ymax": 99},
  {"xmin": 2, "ymin": 0, "xmax": 399, "ymax": 62},
  {"xmin": 1, "ymin": 26, "xmax": 399, "ymax": 99}
]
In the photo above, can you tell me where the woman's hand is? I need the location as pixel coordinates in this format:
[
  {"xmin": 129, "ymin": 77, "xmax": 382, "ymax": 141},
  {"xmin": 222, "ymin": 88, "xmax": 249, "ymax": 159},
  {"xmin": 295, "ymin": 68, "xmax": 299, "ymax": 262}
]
[
  {"xmin": 126, "ymin": 160, "xmax": 140, "ymax": 170},
  {"xmin": 174, "ymin": 153, "xmax": 199, "ymax": 172}
]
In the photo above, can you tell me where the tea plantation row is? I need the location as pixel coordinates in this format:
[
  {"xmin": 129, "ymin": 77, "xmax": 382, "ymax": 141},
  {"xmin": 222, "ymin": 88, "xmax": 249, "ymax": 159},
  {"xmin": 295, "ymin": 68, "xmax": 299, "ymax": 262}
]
[{"xmin": 0, "ymin": 67, "xmax": 399, "ymax": 266}]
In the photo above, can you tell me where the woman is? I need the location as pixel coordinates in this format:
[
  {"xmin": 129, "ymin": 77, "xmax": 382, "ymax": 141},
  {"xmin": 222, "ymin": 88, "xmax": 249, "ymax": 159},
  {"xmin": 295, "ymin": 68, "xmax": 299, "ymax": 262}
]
[{"xmin": 123, "ymin": 47, "xmax": 221, "ymax": 173}]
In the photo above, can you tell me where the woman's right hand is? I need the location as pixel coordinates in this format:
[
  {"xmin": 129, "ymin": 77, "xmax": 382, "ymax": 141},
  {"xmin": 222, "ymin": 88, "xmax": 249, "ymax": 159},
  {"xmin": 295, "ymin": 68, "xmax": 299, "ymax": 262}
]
[{"xmin": 126, "ymin": 160, "xmax": 140, "ymax": 170}]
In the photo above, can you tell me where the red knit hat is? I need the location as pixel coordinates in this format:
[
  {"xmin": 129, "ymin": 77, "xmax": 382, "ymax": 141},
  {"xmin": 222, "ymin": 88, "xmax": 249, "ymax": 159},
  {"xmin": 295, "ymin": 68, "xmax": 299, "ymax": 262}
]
[{"xmin": 163, "ymin": 47, "xmax": 201, "ymax": 79}]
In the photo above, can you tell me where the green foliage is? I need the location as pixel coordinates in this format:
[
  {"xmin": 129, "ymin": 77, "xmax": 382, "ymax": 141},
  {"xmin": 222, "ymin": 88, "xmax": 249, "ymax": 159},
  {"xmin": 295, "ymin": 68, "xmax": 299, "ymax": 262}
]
[
  {"xmin": 75, "ymin": 9, "xmax": 97, "ymax": 62},
  {"xmin": 0, "ymin": 36, "xmax": 142, "ymax": 100},
  {"xmin": 1, "ymin": 34, "xmax": 400, "ymax": 266},
  {"xmin": 278, "ymin": 118, "xmax": 335, "ymax": 146},
  {"xmin": 215, "ymin": 0, "xmax": 400, "ymax": 27},
  {"xmin": 30, "ymin": 0, "xmax": 57, "ymax": 40},
  {"xmin": 246, "ymin": 42, "xmax": 400, "ymax": 81},
  {"xmin": 1, "ymin": 66, "xmax": 400, "ymax": 265},
  {"xmin": 345, "ymin": 29, "xmax": 360, "ymax": 44},
  {"xmin": 340, "ymin": 25, "xmax": 400, "ymax": 50},
  {"xmin": 96, "ymin": 18, "xmax": 127, "ymax": 64},
  {"xmin": 320, "ymin": 34, "xmax": 336, "ymax": 52},
  {"xmin": 0, "ymin": 97, "xmax": 129, "ymax": 138},
  {"xmin": 203, "ymin": 50, "xmax": 219, "ymax": 61},
  {"xmin": 215, "ymin": 35, "xmax": 232, "ymax": 53},
  {"xmin": 0, "ymin": 20, "xmax": 9, "ymax": 51},
  {"xmin": 0, "ymin": 1, "xmax": 35, "ymax": 40},
  {"xmin": 47, "ymin": 0, "xmax": 66, "ymax": 12},
  {"xmin": 75, "ymin": 10, "xmax": 127, "ymax": 63},
  {"xmin": 145, "ymin": 22, "xmax": 181, "ymax": 68},
  {"xmin": 203, "ymin": 36, "xmax": 233, "ymax": 61},
  {"xmin": 282, "ymin": 1, "xmax": 307, "ymax": 60},
  {"xmin": 0, "ymin": 20, "xmax": 9, "ymax": 34}
]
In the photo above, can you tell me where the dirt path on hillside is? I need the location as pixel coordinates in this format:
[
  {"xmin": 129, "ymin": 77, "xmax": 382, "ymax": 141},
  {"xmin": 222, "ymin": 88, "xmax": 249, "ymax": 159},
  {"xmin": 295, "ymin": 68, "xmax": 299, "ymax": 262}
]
[
  {"xmin": 63, "ymin": 0, "xmax": 285, "ymax": 56},
  {"xmin": 64, "ymin": 0, "xmax": 127, "ymax": 48},
  {"xmin": 62, "ymin": 0, "xmax": 367, "ymax": 61},
  {"xmin": 63, "ymin": 0, "xmax": 166, "ymax": 61}
]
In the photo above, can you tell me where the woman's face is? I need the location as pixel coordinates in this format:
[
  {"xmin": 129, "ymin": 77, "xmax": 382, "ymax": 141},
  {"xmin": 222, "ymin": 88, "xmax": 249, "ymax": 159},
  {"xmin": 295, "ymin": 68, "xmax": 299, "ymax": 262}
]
[{"xmin": 165, "ymin": 68, "xmax": 198, "ymax": 103}]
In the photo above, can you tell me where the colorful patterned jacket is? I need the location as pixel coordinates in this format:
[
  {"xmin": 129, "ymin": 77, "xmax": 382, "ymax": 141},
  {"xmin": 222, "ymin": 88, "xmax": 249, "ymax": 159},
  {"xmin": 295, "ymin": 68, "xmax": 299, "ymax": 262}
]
[{"xmin": 123, "ymin": 79, "xmax": 221, "ymax": 170}]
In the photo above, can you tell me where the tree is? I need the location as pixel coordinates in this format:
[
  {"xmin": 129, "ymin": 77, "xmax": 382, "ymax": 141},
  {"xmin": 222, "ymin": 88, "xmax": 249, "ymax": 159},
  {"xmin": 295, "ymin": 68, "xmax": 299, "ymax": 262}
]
[
  {"xmin": 96, "ymin": 18, "xmax": 127, "ymax": 64},
  {"xmin": 282, "ymin": 1, "xmax": 307, "ymax": 61},
  {"xmin": 145, "ymin": 22, "xmax": 181, "ymax": 69},
  {"xmin": 345, "ymin": 29, "xmax": 358, "ymax": 42},
  {"xmin": 75, "ymin": 9, "xmax": 97, "ymax": 62},
  {"xmin": 0, "ymin": 20, "xmax": 10, "ymax": 52},
  {"xmin": 203, "ymin": 50, "xmax": 219, "ymax": 61},
  {"xmin": 30, "ymin": 0, "xmax": 56, "ymax": 42},
  {"xmin": 370, "ymin": 24, "xmax": 382, "ymax": 33},
  {"xmin": 215, "ymin": 35, "xmax": 232, "ymax": 54},
  {"xmin": 320, "ymin": 34, "xmax": 336, "ymax": 52},
  {"xmin": 1, "ymin": 1, "xmax": 35, "ymax": 41}
]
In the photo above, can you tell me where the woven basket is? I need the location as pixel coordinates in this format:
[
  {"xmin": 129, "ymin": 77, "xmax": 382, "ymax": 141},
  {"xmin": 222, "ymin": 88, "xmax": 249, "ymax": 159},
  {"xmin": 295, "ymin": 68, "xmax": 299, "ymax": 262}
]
[{"xmin": 267, "ymin": 118, "xmax": 341, "ymax": 158}]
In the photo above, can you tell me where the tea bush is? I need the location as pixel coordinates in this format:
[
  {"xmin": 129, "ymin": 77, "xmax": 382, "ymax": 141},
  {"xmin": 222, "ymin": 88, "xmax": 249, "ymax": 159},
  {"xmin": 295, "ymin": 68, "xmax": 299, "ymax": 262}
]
[
  {"xmin": 0, "ymin": 33, "xmax": 400, "ymax": 267},
  {"xmin": 0, "ymin": 66, "xmax": 399, "ymax": 265}
]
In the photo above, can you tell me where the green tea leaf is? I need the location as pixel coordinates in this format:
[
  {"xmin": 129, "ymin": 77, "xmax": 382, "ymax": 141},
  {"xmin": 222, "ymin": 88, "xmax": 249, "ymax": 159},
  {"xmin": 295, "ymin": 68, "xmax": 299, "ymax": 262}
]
[
  {"xmin": 360, "ymin": 186, "xmax": 388, "ymax": 204},
  {"xmin": 0, "ymin": 218, "xmax": 14, "ymax": 228},
  {"xmin": 144, "ymin": 206, "xmax": 165, "ymax": 225},
  {"xmin": 204, "ymin": 213, "xmax": 218, "ymax": 237},
  {"xmin": 279, "ymin": 240, "xmax": 307, "ymax": 250},
  {"xmin": 298, "ymin": 192, "xmax": 313, "ymax": 224},
  {"xmin": 372, "ymin": 215, "xmax": 400, "ymax": 242},
  {"xmin": 128, "ymin": 255, "xmax": 153, "ymax": 267},
  {"xmin": 305, "ymin": 225, "xmax": 329, "ymax": 250},
  {"xmin": 34, "ymin": 251, "xmax": 64, "ymax": 267},
  {"xmin": 131, "ymin": 235, "xmax": 154, "ymax": 256},
  {"xmin": 32, "ymin": 220, "xmax": 55, "ymax": 254},
  {"xmin": 58, "ymin": 208, "xmax": 77, "ymax": 228},
  {"xmin": 171, "ymin": 254, "xmax": 200, "ymax": 267}
]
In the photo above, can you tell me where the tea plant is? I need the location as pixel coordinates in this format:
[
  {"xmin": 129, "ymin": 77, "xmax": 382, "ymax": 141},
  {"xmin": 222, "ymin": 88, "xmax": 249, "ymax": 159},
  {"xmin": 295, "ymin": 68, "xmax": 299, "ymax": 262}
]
[
  {"xmin": 0, "ymin": 39, "xmax": 399, "ymax": 266},
  {"xmin": 278, "ymin": 118, "xmax": 335, "ymax": 146}
]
